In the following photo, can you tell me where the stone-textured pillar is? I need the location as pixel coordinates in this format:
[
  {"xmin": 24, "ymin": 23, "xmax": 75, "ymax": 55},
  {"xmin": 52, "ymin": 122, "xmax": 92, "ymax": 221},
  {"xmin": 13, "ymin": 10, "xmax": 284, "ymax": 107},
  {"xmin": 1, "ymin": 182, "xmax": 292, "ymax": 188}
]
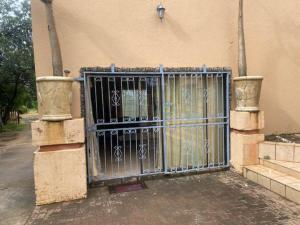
[
  {"xmin": 32, "ymin": 118, "xmax": 87, "ymax": 205},
  {"xmin": 230, "ymin": 111, "xmax": 265, "ymax": 173}
]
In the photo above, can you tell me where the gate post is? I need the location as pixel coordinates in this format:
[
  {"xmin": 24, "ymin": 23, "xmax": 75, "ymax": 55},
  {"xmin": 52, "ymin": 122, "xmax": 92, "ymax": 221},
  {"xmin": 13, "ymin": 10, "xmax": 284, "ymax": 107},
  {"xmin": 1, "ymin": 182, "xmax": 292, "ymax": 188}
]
[
  {"xmin": 32, "ymin": 119, "xmax": 87, "ymax": 205},
  {"xmin": 230, "ymin": 110, "xmax": 265, "ymax": 173}
]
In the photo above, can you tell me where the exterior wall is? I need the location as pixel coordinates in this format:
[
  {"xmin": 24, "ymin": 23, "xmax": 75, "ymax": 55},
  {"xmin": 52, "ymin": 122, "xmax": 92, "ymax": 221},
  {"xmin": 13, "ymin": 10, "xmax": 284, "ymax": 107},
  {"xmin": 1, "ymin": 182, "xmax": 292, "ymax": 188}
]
[{"xmin": 31, "ymin": 0, "xmax": 300, "ymax": 134}]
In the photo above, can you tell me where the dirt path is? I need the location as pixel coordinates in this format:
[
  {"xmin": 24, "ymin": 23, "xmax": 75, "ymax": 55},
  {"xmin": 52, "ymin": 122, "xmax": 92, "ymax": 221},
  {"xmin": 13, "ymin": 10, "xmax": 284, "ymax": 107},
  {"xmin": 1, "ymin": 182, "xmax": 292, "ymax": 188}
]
[{"xmin": 0, "ymin": 118, "xmax": 36, "ymax": 225}]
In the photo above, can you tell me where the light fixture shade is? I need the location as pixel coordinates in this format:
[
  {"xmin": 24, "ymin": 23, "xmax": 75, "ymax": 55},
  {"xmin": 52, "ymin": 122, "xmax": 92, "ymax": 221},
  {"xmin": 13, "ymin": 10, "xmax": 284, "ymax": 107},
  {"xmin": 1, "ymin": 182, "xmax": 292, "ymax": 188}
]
[{"xmin": 157, "ymin": 3, "xmax": 165, "ymax": 20}]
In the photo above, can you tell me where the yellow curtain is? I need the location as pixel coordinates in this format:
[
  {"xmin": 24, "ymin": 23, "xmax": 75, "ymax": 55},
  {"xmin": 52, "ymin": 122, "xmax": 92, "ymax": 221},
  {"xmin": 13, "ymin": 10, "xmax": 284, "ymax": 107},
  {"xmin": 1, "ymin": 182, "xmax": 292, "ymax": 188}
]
[{"xmin": 164, "ymin": 74, "xmax": 224, "ymax": 170}]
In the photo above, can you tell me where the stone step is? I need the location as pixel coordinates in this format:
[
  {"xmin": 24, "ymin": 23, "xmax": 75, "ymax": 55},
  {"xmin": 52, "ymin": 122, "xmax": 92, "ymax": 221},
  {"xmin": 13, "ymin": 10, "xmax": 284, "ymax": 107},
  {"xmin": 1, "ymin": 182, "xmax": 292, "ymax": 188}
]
[
  {"xmin": 260, "ymin": 159, "xmax": 300, "ymax": 179},
  {"xmin": 243, "ymin": 165, "xmax": 300, "ymax": 204},
  {"xmin": 259, "ymin": 141, "xmax": 300, "ymax": 162}
]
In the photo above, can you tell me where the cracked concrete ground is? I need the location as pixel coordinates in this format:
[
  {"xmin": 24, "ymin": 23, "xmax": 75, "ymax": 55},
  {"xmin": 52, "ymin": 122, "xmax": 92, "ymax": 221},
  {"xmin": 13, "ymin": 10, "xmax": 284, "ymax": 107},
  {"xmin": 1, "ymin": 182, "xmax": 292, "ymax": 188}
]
[{"xmin": 1, "ymin": 121, "xmax": 300, "ymax": 225}]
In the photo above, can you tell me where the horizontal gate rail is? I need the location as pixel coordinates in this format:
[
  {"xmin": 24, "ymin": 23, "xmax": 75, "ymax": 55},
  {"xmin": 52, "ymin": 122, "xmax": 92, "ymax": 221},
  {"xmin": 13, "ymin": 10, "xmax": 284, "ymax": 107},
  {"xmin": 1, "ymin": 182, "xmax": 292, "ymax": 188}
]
[{"xmin": 82, "ymin": 66, "xmax": 231, "ymax": 182}]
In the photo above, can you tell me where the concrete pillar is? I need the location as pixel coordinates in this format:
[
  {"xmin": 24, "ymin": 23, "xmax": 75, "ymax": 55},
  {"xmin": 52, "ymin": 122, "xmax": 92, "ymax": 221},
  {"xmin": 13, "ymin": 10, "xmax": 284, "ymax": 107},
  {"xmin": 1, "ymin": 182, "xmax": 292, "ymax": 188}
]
[
  {"xmin": 32, "ymin": 118, "xmax": 87, "ymax": 205},
  {"xmin": 230, "ymin": 111, "xmax": 265, "ymax": 173}
]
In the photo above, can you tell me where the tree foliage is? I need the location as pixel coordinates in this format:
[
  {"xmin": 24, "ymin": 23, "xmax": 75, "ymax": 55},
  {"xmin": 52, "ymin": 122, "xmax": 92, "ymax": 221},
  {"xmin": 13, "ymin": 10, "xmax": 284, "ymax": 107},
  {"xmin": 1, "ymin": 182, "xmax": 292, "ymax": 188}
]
[{"xmin": 0, "ymin": 0, "xmax": 36, "ymax": 124}]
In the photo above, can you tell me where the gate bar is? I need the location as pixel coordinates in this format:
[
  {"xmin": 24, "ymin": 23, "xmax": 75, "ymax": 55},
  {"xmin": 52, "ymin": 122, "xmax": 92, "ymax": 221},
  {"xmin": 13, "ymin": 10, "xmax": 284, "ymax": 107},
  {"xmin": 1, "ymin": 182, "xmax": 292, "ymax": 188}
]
[{"xmin": 160, "ymin": 64, "xmax": 168, "ymax": 173}]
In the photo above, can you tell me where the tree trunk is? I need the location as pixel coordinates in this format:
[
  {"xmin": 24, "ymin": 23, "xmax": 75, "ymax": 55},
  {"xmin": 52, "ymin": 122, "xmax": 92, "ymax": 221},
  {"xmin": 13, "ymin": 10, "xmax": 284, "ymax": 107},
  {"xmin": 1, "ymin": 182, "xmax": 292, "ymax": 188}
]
[
  {"xmin": 2, "ymin": 75, "xmax": 20, "ymax": 124},
  {"xmin": 238, "ymin": 0, "xmax": 247, "ymax": 77},
  {"xmin": 42, "ymin": 0, "xmax": 63, "ymax": 76}
]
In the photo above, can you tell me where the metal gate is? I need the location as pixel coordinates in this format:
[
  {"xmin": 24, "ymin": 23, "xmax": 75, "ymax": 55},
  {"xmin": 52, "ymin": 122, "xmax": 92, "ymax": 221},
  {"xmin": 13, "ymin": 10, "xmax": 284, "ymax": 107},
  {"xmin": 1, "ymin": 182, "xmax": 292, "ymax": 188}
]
[{"xmin": 82, "ymin": 66, "xmax": 230, "ymax": 182}]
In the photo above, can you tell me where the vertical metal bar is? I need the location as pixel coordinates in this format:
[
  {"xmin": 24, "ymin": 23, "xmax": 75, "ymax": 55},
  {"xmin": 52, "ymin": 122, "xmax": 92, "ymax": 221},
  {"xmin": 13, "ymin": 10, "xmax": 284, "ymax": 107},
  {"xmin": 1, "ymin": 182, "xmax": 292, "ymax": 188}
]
[
  {"xmin": 190, "ymin": 75, "xmax": 194, "ymax": 168},
  {"xmin": 191, "ymin": 126, "xmax": 194, "ymax": 169},
  {"xmin": 216, "ymin": 74, "xmax": 219, "ymax": 118},
  {"xmin": 129, "ymin": 130, "xmax": 132, "ymax": 174},
  {"xmin": 94, "ymin": 77, "xmax": 98, "ymax": 121},
  {"xmin": 179, "ymin": 74, "xmax": 182, "ymax": 120},
  {"xmin": 114, "ymin": 77, "xmax": 118, "ymax": 121},
  {"xmin": 100, "ymin": 78, "xmax": 105, "ymax": 122},
  {"xmin": 83, "ymin": 72, "xmax": 92, "ymax": 183},
  {"xmin": 145, "ymin": 78, "xmax": 148, "ymax": 120},
  {"xmin": 204, "ymin": 72, "xmax": 209, "ymax": 167},
  {"xmin": 167, "ymin": 74, "xmax": 170, "ymax": 120},
  {"xmin": 151, "ymin": 77, "xmax": 154, "ymax": 120},
  {"xmin": 110, "ymin": 131, "xmax": 113, "ymax": 177},
  {"xmin": 126, "ymin": 77, "xmax": 130, "ymax": 121},
  {"xmin": 121, "ymin": 78, "xmax": 124, "ymax": 122},
  {"xmin": 196, "ymin": 127, "xmax": 199, "ymax": 169},
  {"xmin": 226, "ymin": 72, "xmax": 230, "ymax": 166},
  {"xmin": 176, "ymin": 127, "xmax": 179, "ymax": 172},
  {"xmin": 153, "ymin": 128, "xmax": 156, "ymax": 172},
  {"xmin": 173, "ymin": 74, "xmax": 176, "ymax": 120},
  {"xmin": 195, "ymin": 74, "xmax": 198, "ymax": 118},
  {"xmin": 123, "ymin": 129, "xmax": 125, "ymax": 176},
  {"xmin": 103, "ymin": 131, "xmax": 107, "ymax": 175},
  {"xmin": 138, "ymin": 77, "xmax": 141, "ymax": 120},
  {"xmin": 222, "ymin": 124, "xmax": 225, "ymax": 165},
  {"xmin": 212, "ymin": 74, "xmax": 215, "ymax": 166},
  {"xmin": 221, "ymin": 74, "xmax": 224, "ymax": 117},
  {"xmin": 212, "ymin": 124, "xmax": 215, "ymax": 167},
  {"xmin": 108, "ymin": 78, "xmax": 112, "ymax": 122},
  {"xmin": 190, "ymin": 74, "xmax": 192, "ymax": 116},
  {"xmin": 133, "ymin": 77, "xmax": 137, "ymax": 121},
  {"xmin": 140, "ymin": 129, "xmax": 144, "ymax": 174},
  {"xmin": 135, "ymin": 129, "xmax": 138, "ymax": 173},
  {"xmin": 156, "ymin": 77, "xmax": 160, "ymax": 119},
  {"xmin": 216, "ymin": 74, "xmax": 220, "ymax": 167},
  {"xmin": 147, "ymin": 129, "xmax": 150, "ymax": 173},
  {"xmin": 117, "ymin": 130, "xmax": 119, "ymax": 175},
  {"xmin": 184, "ymin": 73, "xmax": 188, "ymax": 170},
  {"xmin": 202, "ymin": 125, "xmax": 205, "ymax": 168},
  {"xmin": 160, "ymin": 65, "xmax": 168, "ymax": 173}
]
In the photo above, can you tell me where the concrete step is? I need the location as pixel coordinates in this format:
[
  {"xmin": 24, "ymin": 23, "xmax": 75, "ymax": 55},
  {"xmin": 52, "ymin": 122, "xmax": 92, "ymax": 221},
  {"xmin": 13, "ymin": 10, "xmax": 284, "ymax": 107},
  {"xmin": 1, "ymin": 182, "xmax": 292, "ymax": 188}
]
[
  {"xmin": 260, "ymin": 159, "xmax": 300, "ymax": 179},
  {"xmin": 243, "ymin": 165, "xmax": 300, "ymax": 204},
  {"xmin": 259, "ymin": 141, "xmax": 300, "ymax": 162}
]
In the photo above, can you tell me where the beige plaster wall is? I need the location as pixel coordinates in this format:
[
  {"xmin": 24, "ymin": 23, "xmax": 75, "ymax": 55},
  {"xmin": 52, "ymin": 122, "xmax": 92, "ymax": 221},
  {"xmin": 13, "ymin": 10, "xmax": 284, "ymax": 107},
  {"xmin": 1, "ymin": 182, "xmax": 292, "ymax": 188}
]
[{"xmin": 31, "ymin": 0, "xmax": 300, "ymax": 134}]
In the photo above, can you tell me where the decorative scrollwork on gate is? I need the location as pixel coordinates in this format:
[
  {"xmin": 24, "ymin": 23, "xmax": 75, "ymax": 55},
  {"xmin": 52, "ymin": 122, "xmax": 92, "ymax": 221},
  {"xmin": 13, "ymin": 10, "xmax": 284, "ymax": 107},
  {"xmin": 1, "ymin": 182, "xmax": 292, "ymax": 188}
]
[
  {"xmin": 111, "ymin": 90, "xmax": 120, "ymax": 106},
  {"xmin": 111, "ymin": 130, "xmax": 118, "ymax": 135},
  {"xmin": 96, "ymin": 131, "xmax": 105, "ymax": 137},
  {"xmin": 138, "ymin": 144, "xmax": 147, "ymax": 160},
  {"xmin": 153, "ymin": 127, "xmax": 160, "ymax": 133},
  {"xmin": 114, "ymin": 146, "xmax": 123, "ymax": 162}
]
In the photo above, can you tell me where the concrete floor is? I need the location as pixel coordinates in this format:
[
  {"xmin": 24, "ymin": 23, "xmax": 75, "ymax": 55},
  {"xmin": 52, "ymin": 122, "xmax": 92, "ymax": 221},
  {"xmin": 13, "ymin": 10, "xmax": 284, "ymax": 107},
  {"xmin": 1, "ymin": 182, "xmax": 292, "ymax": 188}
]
[
  {"xmin": 0, "ymin": 124, "xmax": 36, "ymax": 225},
  {"xmin": 1, "ymin": 121, "xmax": 300, "ymax": 225},
  {"xmin": 26, "ymin": 171, "xmax": 300, "ymax": 225}
]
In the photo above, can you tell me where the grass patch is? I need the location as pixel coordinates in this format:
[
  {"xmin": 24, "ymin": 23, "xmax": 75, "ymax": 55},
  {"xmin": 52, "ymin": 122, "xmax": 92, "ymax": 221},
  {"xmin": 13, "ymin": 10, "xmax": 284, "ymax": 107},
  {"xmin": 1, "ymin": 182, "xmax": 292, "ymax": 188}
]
[{"xmin": 0, "ymin": 122, "xmax": 27, "ymax": 133}]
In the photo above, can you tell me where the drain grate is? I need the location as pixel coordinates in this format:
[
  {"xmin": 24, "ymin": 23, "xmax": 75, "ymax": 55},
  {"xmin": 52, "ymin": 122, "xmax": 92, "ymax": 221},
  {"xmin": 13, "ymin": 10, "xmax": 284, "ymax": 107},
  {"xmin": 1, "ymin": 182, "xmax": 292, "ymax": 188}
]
[{"xmin": 109, "ymin": 181, "xmax": 147, "ymax": 194}]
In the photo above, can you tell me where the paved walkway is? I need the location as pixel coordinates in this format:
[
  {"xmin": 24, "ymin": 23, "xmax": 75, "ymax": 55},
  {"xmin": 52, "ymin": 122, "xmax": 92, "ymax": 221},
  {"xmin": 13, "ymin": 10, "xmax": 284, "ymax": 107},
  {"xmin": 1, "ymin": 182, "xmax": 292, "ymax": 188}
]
[
  {"xmin": 0, "ymin": 124, "xmax": 36, "ymax": 225},
  {"xmin": 26, "ymin": 171, "xmax": 300, "ymax": 225}
]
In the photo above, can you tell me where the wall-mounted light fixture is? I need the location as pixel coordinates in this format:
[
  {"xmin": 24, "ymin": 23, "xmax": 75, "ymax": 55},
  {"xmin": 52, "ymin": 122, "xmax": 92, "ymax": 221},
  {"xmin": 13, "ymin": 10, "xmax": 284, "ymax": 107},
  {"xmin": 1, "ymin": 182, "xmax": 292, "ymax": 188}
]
[{"xmin": 157, "ymin": 3, "xmax": 165, "ymax": 21}]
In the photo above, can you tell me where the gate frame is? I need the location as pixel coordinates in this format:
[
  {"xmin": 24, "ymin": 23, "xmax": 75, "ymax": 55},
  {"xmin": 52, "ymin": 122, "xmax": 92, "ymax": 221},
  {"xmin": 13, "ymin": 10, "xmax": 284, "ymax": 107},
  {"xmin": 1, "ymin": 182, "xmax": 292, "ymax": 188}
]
[{"xmin": 80, "ymin": 65, "xmax": 231, "ymax": 183}]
